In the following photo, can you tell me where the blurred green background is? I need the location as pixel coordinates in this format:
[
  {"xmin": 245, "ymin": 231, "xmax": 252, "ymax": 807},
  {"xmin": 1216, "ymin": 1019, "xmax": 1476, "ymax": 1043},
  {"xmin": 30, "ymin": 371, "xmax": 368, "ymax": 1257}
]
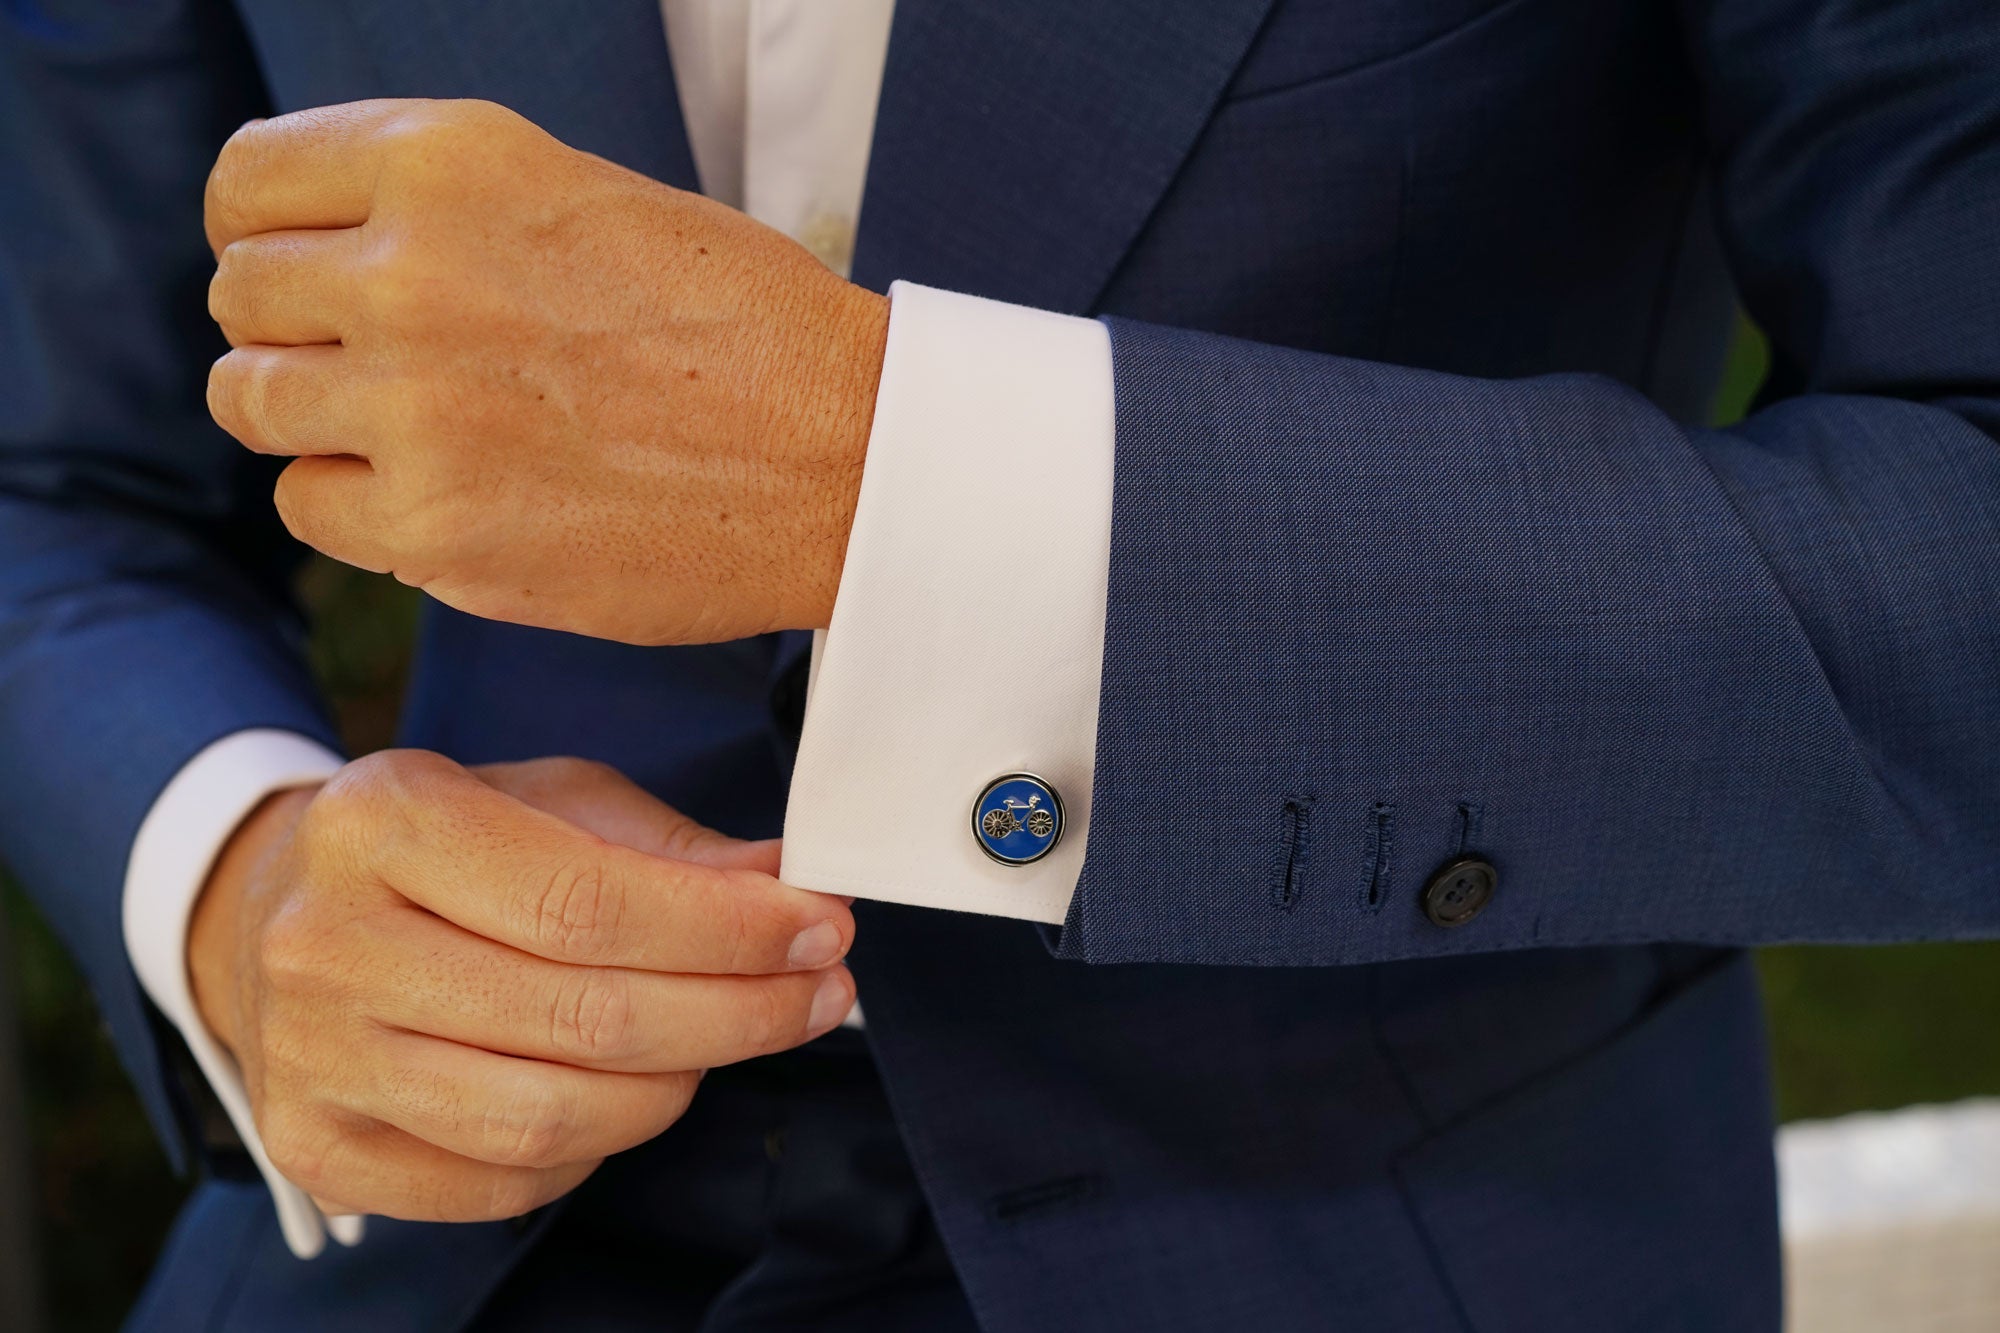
[{"xmin": 4, "ymin": 319, "xmax": 1999, "ymax": 1331}]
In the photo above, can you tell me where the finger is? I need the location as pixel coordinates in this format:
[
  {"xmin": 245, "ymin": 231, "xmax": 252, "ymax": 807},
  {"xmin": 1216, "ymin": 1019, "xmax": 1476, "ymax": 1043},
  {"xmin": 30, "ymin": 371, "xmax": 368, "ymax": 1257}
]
[
  {"xmin": 474, "ymin": 757, "xmax": 782, "ymax": 872},
  {"xmin": 210, "ymin": 228, "xmax": 360, "ymax": 346},
  {"xmin": 721, "ymin": 838, "xmax": 782, "ymax": 877},
  {"xmin": 272, "ymin": 454, "xmax": 395, "ymax": 573},
  {"xmin": 273, "ymin": 1114, "xmax": 595, "ymax": 1223},
  {"xmin": 206, "ymin": 100, "xmax": 428, "ymax": 253},
  {"xmin": 360, "ymin": 754, "xmax": 852, "ymax": 974},
  {"xmin": 333, "ymin": 1029, "xmax": 699, "ymax": 1169},
  {"xmin": 363, "ymin": 908, "xmax": 855, "ymax": 1071},
  {"xmin": 209, "ymin": 345, "xmax": 366, "ymax": 458}
]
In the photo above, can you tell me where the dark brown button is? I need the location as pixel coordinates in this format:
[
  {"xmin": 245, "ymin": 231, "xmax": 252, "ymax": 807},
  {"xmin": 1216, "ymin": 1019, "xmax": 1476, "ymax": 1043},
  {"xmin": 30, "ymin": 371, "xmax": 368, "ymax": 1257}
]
[{"xmin": 1421, "ymin": 856, "xmax": 1496, "ymax": 927}]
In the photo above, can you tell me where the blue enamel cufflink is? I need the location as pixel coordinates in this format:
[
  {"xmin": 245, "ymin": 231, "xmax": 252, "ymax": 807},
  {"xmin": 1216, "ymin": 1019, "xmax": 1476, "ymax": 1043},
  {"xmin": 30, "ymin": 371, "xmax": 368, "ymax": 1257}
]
[{"xmin": 972, "ymin": 773, "xmax": 1064, "ymax": 865}]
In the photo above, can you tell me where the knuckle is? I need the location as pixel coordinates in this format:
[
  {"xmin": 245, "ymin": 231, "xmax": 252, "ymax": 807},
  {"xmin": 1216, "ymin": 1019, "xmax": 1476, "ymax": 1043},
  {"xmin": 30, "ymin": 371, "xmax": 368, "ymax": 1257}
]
[
  {"xmin": 208, "ymin": 267, "xmax": 257, "ymax": 341},
  {"xmin": 265, "ymin": 361, "xmax": 328, "ymax": 442},
  {"xmin": 372, "ymin": 371, "xmax": 429, "ymax": 438},
  {"xmin": 383, "ymin": 1058, "xmax": 459, "ymax": 1130},
  {"xmin": 212, "ymin": 238, "xmax": 285, "ymax": 338},
  {"xmin": 725, "ymin": 893, "xmax": 797, "ymax": 974},
  {"xmin": 421, "ymin": 99, "xmax": 515, "ymax": 147},
  {"xmin": 374, "ymin": 746, "xmax": 458, "ymax": 795},
  {"xmin": 548, "ymin": 970, "xmax": 636, "ymax": 1062},
  {"xmin": 376, "ymin": 103, "xmax": 486, "ymax": 178},
  {"xmin": 651, "ymin": 811, "xmax": 724, "ymax": 863},
  {"xmin": 542, "ymin": 755, "xmax": 618, "ymax": 787},
  {"xmin": 256, "ymin": 907, "xmax": 324, "ymax": 990},
  {"xmin": 331, "ymin": 749, "xmax": 445, "ymax": 820},
  {"xmin": 741, "ymin": 978, "xmax": 798, "ymax": 1053},
  {"xmin": 259, "ymin": 1010, "xmax": 325, "ymax": 1081},
  {"xmin": 213, "ymin": 233, "xmax": 253, "ymax": 276},
  {"xmin": 373, "ymin": 101, "xmax": 534, "ymax": 214},
  {"xmin": 354, "ymin": 240, "xmax": 427, "ymax": 326},
  {"xmin": 206, "ymin": 353, "xmax": 243, "ymax": 430},
  {"xmin": 303, "ymin": 762, "xmax": 376, "ymax": 839},
  {"xmin": 660, "ymin": 1071, "xmax": 700, "ymax": 1124},
  {"xmin": 480, "ymin": 1079, "xmax": 569, "ymax": 1169},
  {"xmin": 269, "ymin": 460, "xmax": 319, "ymax": 541},
  {"xmin": 375, "ymin": 108, "xmax": 444, "ymax": 164},
  {"xmin": 205, "ymin": 140, "xmax": 256, "ymax": 240},
  {"xmin": 206, "ymin": 261, "xmax": 235, "ymax": 330},
  {"xmin": 323, "ymin": 750, "xmax": 455, "ymax": 876},
  {"xmin": 260, "ymin": 1106, "xmax": 333, "ymax": 1190},
  {"xmin": 474, "ymin": 755, "xmax": 613, "ymax": 812},
  {"xmin": 720, "ymin": 896, "xmax": 758, "ymax": 974},
  {"xmin": 455, "ymin": 99, "xmax": 517, "ymax": 128},
  {"xmin": 239, "ymin": 353, "xmax": 290, "ymax": 447},
  {"xmin": 394, "ymin": 489, "xmax": 466, "ymax": 561},
  {"xmin": 660, "ymin": 1072, "xmax": 700, "ymax": 1120},
  {"xmin": 530, "ymin": 855, "xmax": 624, "ymax": 964},
  {"xmin": 479, "ymin": 1170, "xmax": 547, "ymax": 1222},
  {"xmin": 375, "ymin": 746, "xmax": 456, "ymax": 780}
]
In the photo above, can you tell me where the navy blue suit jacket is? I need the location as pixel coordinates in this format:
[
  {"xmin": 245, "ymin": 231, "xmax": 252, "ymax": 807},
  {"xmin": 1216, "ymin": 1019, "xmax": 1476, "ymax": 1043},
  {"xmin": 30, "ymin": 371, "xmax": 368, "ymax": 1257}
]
[{"xmin": 5, "ymin": 0, "xmax": 1999, "ymax": 1328}]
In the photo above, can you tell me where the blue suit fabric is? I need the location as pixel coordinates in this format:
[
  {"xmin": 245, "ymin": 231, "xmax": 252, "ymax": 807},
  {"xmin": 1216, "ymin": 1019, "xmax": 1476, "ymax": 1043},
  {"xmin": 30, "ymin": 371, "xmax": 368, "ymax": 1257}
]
[{"xmin": 4, "ymin": 0, "xmax": 1998, "ymax": 1328}]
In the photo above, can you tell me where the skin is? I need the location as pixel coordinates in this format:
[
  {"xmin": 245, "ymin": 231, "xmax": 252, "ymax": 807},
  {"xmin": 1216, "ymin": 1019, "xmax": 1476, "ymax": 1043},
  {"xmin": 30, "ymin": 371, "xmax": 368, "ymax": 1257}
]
[
  {"xmin": 192, "ymin": 99, "xmax": 893, "ymax": 1221},
  {"xmin": 203, "ymin": 97, "xmax": 891, "ymax": 645},
  {"xmin": 188, "ymin": 753, "xmax": 856, "ymax": 1223}
]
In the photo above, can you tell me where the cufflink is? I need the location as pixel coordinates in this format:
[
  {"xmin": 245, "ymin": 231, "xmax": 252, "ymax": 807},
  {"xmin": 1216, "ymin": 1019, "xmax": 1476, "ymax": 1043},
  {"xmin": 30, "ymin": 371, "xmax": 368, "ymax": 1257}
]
[{"xmin": 972, "ymin": 773, "xmax": 1064, "ymax": 865}]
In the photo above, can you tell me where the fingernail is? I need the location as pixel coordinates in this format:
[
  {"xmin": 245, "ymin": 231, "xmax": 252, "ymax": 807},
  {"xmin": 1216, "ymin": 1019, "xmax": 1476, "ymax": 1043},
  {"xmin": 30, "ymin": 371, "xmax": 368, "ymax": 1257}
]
[
  {"xmin": 808, "ymin": 970, "xmax": 852, "ymax": 1034},
  {"xmin": 787, "ymin": 920, "xmax": 843, "ymax": 969}
]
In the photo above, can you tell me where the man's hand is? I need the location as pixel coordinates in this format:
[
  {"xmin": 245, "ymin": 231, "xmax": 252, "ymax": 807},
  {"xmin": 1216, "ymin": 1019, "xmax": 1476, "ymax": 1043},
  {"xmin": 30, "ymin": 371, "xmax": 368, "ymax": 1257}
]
[
  {"xmin": 188, "ymin": 751, "xmax": 855, "ymax": 1223},
  {"xmin": 203, "ymin": 99, "xmax": 889, "ymax": 645}
]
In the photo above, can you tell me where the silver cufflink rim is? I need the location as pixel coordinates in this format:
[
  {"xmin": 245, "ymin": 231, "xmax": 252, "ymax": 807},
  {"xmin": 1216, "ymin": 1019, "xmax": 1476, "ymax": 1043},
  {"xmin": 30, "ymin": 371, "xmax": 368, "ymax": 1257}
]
[{"xmin": 971, "ymin": 771, "xmax": 1065, "ymax": 866}]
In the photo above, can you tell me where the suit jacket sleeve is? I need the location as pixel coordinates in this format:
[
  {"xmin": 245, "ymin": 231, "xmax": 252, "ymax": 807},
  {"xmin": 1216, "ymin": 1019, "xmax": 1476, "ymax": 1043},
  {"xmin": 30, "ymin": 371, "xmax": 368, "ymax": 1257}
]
[
  {"xmin": 1051, "ymin": 0, "xmax": 2000, "ymax": 966},
  {"xmin": 0, "ymin": 0, "xmax": 341, "ymax": 1160}
]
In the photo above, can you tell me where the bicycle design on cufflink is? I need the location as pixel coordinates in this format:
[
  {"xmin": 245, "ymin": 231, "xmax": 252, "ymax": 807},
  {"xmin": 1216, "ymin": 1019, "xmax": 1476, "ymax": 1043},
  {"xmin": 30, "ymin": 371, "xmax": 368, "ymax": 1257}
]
[{"xmin": 981, "ymin": 793, "xmax": 1057, "ymax": 841}]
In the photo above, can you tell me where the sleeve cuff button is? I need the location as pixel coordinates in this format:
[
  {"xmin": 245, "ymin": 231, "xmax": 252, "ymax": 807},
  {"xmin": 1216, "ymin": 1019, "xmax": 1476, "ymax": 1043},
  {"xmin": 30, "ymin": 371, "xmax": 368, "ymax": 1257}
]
[{"xmin": 1421, "ymin": 856, "xmax": 1497, "ymax": 927}]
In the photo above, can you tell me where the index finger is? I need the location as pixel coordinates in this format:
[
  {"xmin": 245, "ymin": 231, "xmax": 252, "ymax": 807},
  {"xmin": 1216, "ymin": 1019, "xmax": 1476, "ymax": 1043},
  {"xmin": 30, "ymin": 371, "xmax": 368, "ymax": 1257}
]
[
  {"xmin": 205, "ymin": 99, "xmax": 426, "ymax": 255},
  {"xmin": 345, "ymin": 754, "xmax": 852, "ymax": 976}
]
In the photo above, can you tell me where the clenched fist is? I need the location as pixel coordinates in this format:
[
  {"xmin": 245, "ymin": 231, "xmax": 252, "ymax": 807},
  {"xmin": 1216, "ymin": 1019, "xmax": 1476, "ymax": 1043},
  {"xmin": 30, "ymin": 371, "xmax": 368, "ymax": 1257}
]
[
  {"xmin": 203, "ymin": 99, "xmax": 889, "ymax": 645},
  {"xmin": 188, "ymin": 751, "xmax": 855, "ymax": 1224}
]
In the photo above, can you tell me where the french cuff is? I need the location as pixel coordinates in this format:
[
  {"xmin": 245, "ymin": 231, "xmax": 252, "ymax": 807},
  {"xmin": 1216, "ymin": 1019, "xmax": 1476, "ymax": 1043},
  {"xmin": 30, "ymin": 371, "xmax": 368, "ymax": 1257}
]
[
  {"xmin": 781, "ymin": 281, "xmax": 1114, "ymax": 925},
  {"xmin": 122, "ymin": 728, "xmax": 353, "ymax": 1259}
]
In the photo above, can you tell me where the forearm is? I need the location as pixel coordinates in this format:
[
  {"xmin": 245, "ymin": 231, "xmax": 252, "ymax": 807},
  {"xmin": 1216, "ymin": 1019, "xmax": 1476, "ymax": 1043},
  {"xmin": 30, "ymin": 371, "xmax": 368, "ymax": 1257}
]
[
  {"xmin": 0, "ymin": 498, "xmax": 339, "ymax": 1160},
  {"xmin": 1052, "ymin": 318, "xmax": 2000, "ymax": 965}
]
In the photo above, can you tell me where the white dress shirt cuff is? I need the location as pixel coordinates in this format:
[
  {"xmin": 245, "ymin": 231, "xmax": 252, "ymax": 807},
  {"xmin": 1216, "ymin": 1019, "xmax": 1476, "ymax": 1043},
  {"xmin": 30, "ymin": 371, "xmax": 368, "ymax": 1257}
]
[
  {"xmin": 782, "ymin": 281, "xmax": 1115, "ymax": 925},
  {"xmin": 122, "ymin": 728, "xmax": 352, "ymax": 1259}
]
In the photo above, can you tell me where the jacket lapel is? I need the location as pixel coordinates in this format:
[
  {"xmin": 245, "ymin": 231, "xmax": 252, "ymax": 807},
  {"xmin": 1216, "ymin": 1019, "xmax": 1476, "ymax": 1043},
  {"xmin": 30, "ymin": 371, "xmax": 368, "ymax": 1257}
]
[
  {"xmin": 344, "ymin": 0, "xmax": 1276, "ymax": 310},
  {"xmin": 340, "ymin": 0, "xmax": 699, "ymax": 191},
  {"xmin": 851, "ymin": 0, "xmax": 1279, "ymax": 311}
]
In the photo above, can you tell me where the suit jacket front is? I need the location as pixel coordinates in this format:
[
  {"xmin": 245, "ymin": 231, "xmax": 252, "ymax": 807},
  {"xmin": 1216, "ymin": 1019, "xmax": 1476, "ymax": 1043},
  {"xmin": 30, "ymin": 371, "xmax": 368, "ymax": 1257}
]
[{"xmin": 4, "ymin": 0, "xmax": 1997, "ymax": 1329}]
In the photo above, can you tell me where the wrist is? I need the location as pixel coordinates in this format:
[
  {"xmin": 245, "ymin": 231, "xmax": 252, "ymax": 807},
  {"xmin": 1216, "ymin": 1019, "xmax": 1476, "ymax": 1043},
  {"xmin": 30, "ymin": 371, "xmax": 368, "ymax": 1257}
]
[
  {"xmin": 785, "ymin": 282, "xmax": 889, "ymax": 631},
  {"xmin": 187, "ymin": 783, "xmax": 318, "ymax": 1058}
]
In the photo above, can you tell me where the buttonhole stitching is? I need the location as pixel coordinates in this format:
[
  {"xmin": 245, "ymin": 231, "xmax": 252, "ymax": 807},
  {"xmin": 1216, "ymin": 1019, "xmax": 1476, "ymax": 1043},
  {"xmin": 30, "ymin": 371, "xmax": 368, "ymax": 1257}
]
[
  {"xmin": 1272, "ymin": 797, "xmax": 1314, "ymax": 911},
  {"xmin": 1454, "ymin": 800, "xmax": 1484, "ymax": 855},
  {"xmin": 1363, "ymin": 802, "xmax": 1395, "ymax": 912}
]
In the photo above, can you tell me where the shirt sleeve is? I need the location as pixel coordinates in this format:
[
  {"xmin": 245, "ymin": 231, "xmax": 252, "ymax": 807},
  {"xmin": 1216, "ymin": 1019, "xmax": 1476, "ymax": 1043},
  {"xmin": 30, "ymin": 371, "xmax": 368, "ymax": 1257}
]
[
  {"xmin": 122, "ymin": 728, "xmax": 356, "ymax": 1259},
  {"xmin": 780, "ymin": 281, "xmax": 1115, "ymax": 925}
]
